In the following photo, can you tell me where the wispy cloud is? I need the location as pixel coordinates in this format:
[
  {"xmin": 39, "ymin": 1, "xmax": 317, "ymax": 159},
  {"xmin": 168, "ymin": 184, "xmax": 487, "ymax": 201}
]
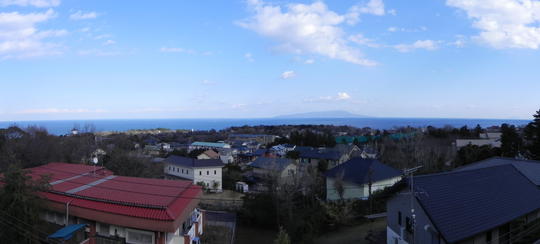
[
  {"xmin": 0, "ymin": 9, "xmax": 66, "ymax": 59},
  {"xmin": 77, "ymin": 49, "xmax": 121, "ymax": 56},
  {"xmin": 244, "ymin": 52, "xmax": 254, "ymax": 62},
  {"xmin": 103, "ymin": 39, "xmax": 115, "ymax": 46},
  {"xmin": 281, "ymin": 70, "xmax": 296, "ymax": 79},
  {"xmin": 304, "ymin": 92, "xmax": 352, "ymax": 102},
  {"xmin": 17, "ymin": 108, "xmax": 107, "ymax": 114},
  {"xmin": 70, "ymin": 11, "xmax": 97, "ymax": 20},
  {"xmin": 201, "ymin": 79, "xmax": 217, "ymax": 86},
  {"xmin": 159, "ymin": 47, "xmax": 211, "ymax": 55},
  {"xmin": 0, "ymin": 0, "xmax": 60, "ymax": 8},
  {"xmin": 394, "ymin": 40, "xmax": 438, "ymax": 52}
]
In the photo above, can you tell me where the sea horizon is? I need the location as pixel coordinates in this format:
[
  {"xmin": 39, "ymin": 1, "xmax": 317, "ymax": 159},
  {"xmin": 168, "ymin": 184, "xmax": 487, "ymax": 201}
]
[{"xmin": 0, "ymin": 117, "xmax": 530, "ymax": 135}]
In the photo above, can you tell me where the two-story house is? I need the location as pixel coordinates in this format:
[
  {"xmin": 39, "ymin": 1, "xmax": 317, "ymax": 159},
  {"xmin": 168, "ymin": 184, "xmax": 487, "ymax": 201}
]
[
  {"xmin": 387, "ymin": 158, "xmax": 540, "ymax": 244},
  {"xmin": 164, "ymin": 155, "xmax": 224, "ymax": 192}
]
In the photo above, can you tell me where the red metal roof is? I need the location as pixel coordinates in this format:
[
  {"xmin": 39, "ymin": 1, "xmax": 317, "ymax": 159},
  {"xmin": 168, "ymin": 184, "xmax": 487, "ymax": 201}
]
[{"xmin": 28, "ymin": 162, "xmax": 202, "ymax": 232}]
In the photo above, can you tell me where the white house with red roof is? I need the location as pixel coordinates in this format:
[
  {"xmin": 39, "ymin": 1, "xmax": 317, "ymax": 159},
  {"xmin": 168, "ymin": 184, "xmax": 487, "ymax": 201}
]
[{"xmin": 28, "ymin": 162, "xmax": 204, "ymax": 244}]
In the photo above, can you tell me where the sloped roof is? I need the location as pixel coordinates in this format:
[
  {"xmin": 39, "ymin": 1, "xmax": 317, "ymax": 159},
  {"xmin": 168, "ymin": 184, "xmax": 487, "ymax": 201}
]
[
  {"xmin": 165, "ymin": 155, "xmax": 224, "ymax": 168},
  {"xmin": 296, "ymin": 147, "xmax": 342, "ymax": 160},
  {"xmin": 25, "ymin": 162, "xmax": 202, "ymax": 232},
  {"xmin": 200, "ymin": 149, "xmax": 219, "ymax": 159},
  {"xmin": 414, "ymin": 165, "xmax": 540, "ymax": 243},
  {"xmin": 191, "ymin": 141, "xmax": 230, "ymax": 148},
  {"xmin": 249, "ymin": 157, "xmax": 295, "ymax": 171},
  {"xmin": 453, "ymin": 157, "xmax": 540, "ymax": 185},
  {"xmin": 324, "ymin": 158, "xmax": 401, "ymax": 184}
]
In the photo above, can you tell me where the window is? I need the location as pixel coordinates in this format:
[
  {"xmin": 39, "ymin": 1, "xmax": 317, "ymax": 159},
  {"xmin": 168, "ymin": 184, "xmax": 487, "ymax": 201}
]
[
  {"xmin": 398, "ymin": 211, "xmax": 402, "ymax": 226},
  {"xmin": 486, "ymin": 230, "xmax": 492, "ymax": 243},
  {"xmin": 207, "ymin": 171, "xmax": 209, "ymax": 175},
  {"xmin": 214, "ymin": 170, "xmax": 216, "ymax": 175},
  {"xmin": 182, "ymin": 169, "xmax": 184, "ymax": 173},
  {"xmin": 98, "ymin": 223, "xmax": 110, "ymax": 237},
  {"xmin": 126, "ymin": 229, "xmax": 154, "ymax": 244},
  {"xmin": 186, "ymin": 170, "xmax": 189, "ymax": 174},
  {"xmin": 405, "ymin": 217, "xmax": 413, "ymax": 233},
  {"xmin": 199, "ymin": 171, "xmax": 202, "ymax": 176}
]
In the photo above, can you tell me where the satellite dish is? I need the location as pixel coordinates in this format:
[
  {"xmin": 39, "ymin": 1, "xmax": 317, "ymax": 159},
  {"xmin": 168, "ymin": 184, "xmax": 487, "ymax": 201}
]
[{"xmin": 92, "ymin": 157, "xmax": 98, "ymax": 165}]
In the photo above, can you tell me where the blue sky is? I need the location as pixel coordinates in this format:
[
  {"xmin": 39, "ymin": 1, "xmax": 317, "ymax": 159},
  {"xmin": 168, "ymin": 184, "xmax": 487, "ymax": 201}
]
[{"xmin": 0, "ymin": 0, "xmax": 539, "ymax": 121}]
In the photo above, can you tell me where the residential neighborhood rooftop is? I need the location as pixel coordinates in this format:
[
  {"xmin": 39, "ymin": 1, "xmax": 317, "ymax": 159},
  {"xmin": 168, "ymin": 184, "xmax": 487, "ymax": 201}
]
[
  {"xmin": 165, "ymin": 155, "xmax": 225, "ymax": 168},
  {"xmin": 26, "ymin": 162, "xmax": 202, "ymax": 232},
  {"xmin": 249, "ymin": 157, "xmax": 295, "ymax": 171},
  {"xmin": 453, "ymin": 156, "xmax": 540, "ymax": 185},
  {"xmin": 414, "ymin": 164, "xmax": 540, "ymax": 243},
  {"xmin": 325, "ymin": 158, "xmax": 402, "ymax": 185}
]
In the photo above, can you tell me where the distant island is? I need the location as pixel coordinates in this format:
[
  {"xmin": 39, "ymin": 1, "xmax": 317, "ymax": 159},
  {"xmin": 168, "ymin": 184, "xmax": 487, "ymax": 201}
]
[{"xmin": 274, "ymin": 110, "xmax": 371, "ymax": 118}]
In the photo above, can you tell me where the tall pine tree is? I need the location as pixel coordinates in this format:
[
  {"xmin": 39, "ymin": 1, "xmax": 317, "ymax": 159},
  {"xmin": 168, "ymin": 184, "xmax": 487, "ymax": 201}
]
[{"xmin": 524, "ymin": 110, "xmax": 540, "ymax": 160}]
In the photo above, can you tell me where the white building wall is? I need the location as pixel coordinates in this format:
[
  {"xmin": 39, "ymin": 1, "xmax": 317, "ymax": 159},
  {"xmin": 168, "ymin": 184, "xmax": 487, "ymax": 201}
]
[
  {"xmin": 327, "ymin": 176, "xmax": 402, "ymax": 201},
  {"xmin": 164, "ymin": 163, "xmax": 194, "ymax": 180},
  {"xmin": 193, "ymin": 167, "xmax": 223, "ymax": 192}
]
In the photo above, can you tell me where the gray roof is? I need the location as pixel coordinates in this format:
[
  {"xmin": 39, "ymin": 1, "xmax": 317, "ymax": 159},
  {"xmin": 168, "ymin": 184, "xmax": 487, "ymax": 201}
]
[
  {"xmin": 454, "ymin": 157, "xmax": 540, "ymax": 185},
  {"xmin": 249, "ymin": 157, "xmax": 295, "ymax": 171},
  {"xmin": 324, "ymin": 158, "xmax": 401, "ymax": 185},
  {"xmin": 414, "ymin": 165, "xmax": 540, "ymax": 243},
  {"xmin": 164, "ymin": 155, "xmax": 224, "ymax": 168}
]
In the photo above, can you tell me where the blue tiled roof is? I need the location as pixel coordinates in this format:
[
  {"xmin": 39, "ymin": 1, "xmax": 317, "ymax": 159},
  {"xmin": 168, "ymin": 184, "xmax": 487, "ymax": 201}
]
[
  {"xmin": 414, "ymin": 165, "xmax": 540, "ymax": 243},
  {"xmin": 249, "ymin": 157, "xmax": 294, "ymax": 171},
  {"xmin": 324, "ymin": 158, "xmax": 401, "ymax": 185},
  {"xmin": 164, "ymin": 155, "xmax": 224, "ymax": 168},
  {"xmin": 294, "ymin": 146, "xmax": 342, "ymax": 160},
  {"xmin": 453, "ymin": 157, "xmax": 540, "ymax": 185},
  {"xmin": 191, "ymin": 141, "xmax": 230, "ymax": 148}
]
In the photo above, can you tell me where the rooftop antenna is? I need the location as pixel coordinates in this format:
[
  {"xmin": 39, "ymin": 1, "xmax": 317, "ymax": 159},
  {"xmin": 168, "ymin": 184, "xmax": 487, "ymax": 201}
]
[
  {"xmin": 403, "ymin": 165, "xmax": 423, "ymax": 244},
  {"xmin": 92, "ymin": 156, "xmax": 99, "ymax": 176}
]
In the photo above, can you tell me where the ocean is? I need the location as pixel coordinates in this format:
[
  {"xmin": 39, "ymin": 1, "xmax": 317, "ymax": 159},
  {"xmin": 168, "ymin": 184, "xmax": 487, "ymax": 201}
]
[{"xmin": 0, "ymin": 118, "xmax": 530, "ymax": 135}]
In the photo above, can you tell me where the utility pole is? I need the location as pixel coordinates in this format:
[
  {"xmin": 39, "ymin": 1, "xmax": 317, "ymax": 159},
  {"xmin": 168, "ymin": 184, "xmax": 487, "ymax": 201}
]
[
  {"xmin": 368, "ymin": 165, "xmax": 373, "ymax": 214},
  {"xmin": 403, "ymin": 165, "xmax": 423, "ymax": 244}
]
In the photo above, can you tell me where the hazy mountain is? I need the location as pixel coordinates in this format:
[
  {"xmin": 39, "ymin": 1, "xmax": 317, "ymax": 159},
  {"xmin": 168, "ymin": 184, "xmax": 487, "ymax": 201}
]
[{"xmin": 274, "ymin": 110, "xmax": 370, "ymax": 118}]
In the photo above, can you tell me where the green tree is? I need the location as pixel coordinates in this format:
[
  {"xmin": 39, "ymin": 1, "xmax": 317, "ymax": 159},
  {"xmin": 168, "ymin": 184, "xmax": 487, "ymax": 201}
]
[
  {"xmin": 274, "ymin": 226, "xmax": 291, "ymax": 244},
  {"xmin": 0, "ymin": 164, "xmax": 49, "ymax": 243},
  {"xmin": 500, "ymin": 123, "xmax": 521, "ymax": 157},
  {"xmin": 524, "ymin": 110, "xmax": 540, "ymax": 160}
]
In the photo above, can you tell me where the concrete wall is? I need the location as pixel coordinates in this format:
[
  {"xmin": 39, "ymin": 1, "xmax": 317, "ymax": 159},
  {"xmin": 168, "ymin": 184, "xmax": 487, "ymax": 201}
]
[
  {"xmin": 193, "ymin": 167, "xmax": 223, "ymax": 192},
  {"xmin": 386, "ymin": 191, "xmax": 446, "ymax": 244},
  {"xmin": 164, "ymin": 163, "xmax": 223, "ymax": 192},
  {"xmin": 326, "ymin": 176, "xmax": 401, "ymax": 201}
]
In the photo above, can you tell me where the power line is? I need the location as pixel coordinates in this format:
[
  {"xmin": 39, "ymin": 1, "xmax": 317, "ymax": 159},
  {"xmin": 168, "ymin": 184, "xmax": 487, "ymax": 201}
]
[{"xmin": 0, "ymin": 209, "xmax": 61, "ymax": 244}]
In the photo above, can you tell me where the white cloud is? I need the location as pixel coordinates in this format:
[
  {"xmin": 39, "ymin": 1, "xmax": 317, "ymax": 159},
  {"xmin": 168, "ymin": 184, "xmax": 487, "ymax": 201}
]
[
  {"xmin": 17, "ymin": 108, "xmax": 106, "ymax": 114},
  {"xmin": 447, "ymin": 0, "xmax": 540, "ymax": 49},
  {"xmin": 387, "ymin": 26, "xmax": 427, "ymax": 32},
  {"xmin": 77, "ymin": 49, "xmax": 121, "ymax": 56},
  {"xmin": 244, "ymin": 52, "xmax": 254, "ymax": 62},
  {"xmin": 238, "ymin": 0, "xmax": 378, "ymax": 66},
  {"xmin": 349, "ymin": 34, "xmax": 381, "ymax": 48},
  {"xmin": 0, "ymin": 0, "xmax": 60, "ymax": 8},
  {"xmin": 159, "ymin": 47, "xmax": 211, "ymax": 55},
  {"xmin": 394, "ymin": 40, "xmax": 438, "ymax": 52},
  {"xmin": 347, "ymin": 0, "xmax": 385, "ymax": 25},
  {"xmin": 69, "ymin": 11, "xmax": 97, "ymax": 20},
  {"xmin": 304, "ymin": 92, "xmax": 353, "ymax": 102},
  {"xmin": 337, "ymin": 92, "xmax": 351, "ymax": 100},
  {"xmin": 103, "ymin": 39, "xmax": 115, "ymax": 46},
  {"xmin": 387, "ymin": 9, "xmax": 397, "ymax": 16},
  {"xmin": 0, "ymin": 9, "xmax": 65, "ymax": 59},
  {"xmin": 304, "ymin": 58, "xmax": 315, "ymax": 64},
  {"xmin": 281, "ymin": 70, "xmax": 296, "ymax": 79},
  {"xmin": 201, "ymin": 79, "xmax": 216, "ymax": 85}
]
